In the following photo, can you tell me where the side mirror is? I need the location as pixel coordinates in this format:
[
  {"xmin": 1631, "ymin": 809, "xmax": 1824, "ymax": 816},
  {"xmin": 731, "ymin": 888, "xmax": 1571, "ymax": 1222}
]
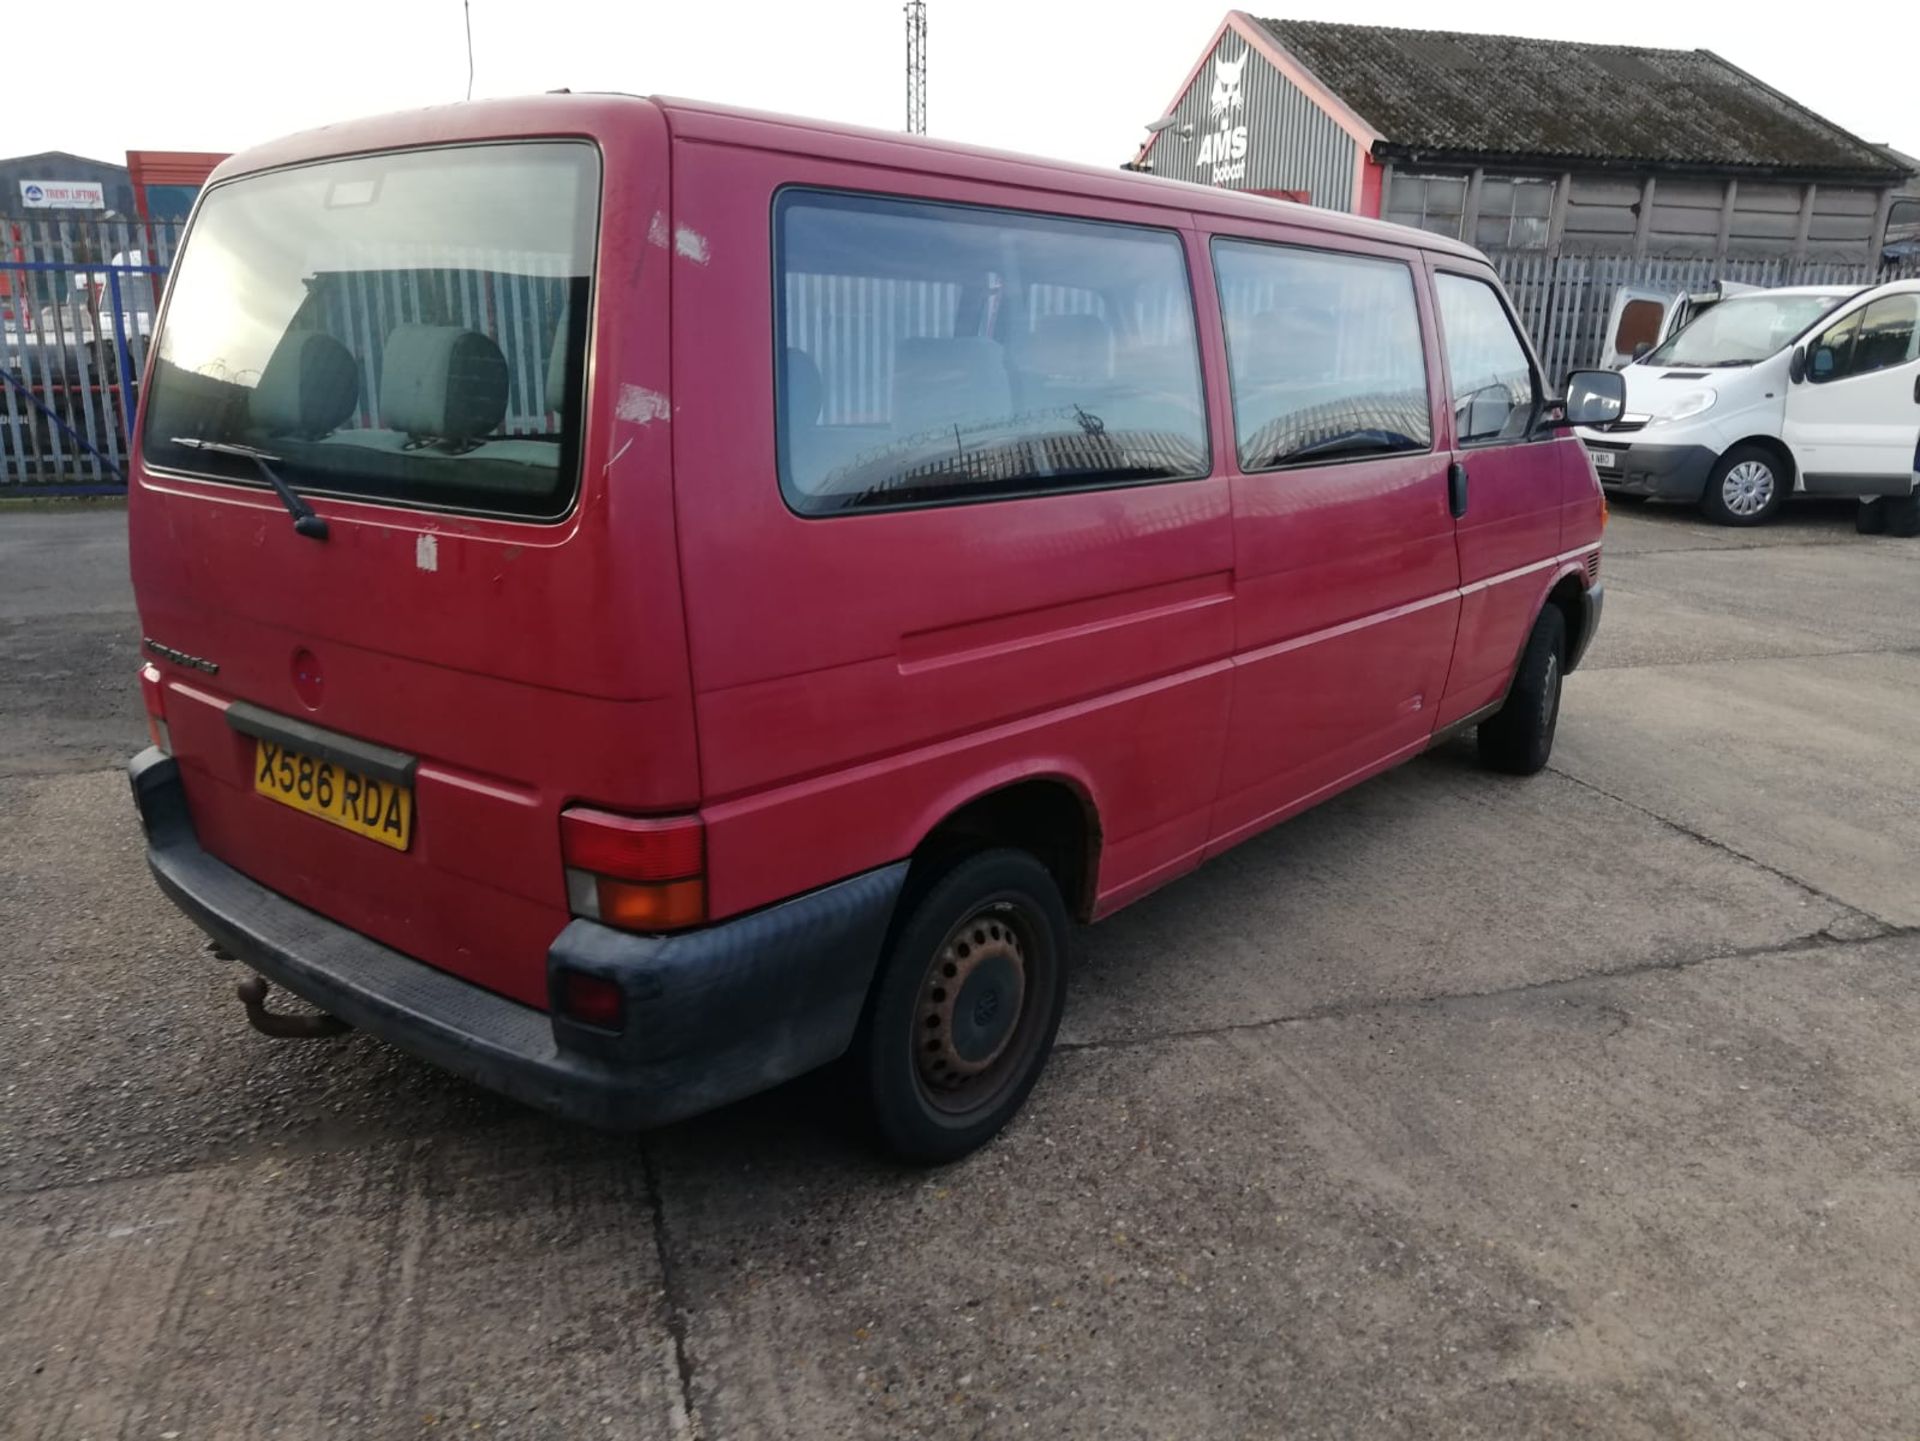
[
  {"xmin": 1561, "ymin": 368, "xmax": 1626, "ymax": 428},
  {"xmin": 1789, "ymin": 345, "xmax": 1806, "ymax": 384}
]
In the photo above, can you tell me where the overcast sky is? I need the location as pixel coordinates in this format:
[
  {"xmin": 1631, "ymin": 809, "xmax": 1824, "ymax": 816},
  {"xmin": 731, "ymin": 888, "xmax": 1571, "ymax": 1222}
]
[{"xmin": 16, "ymin": 0, "xmax": 1917, "ymax": 172}]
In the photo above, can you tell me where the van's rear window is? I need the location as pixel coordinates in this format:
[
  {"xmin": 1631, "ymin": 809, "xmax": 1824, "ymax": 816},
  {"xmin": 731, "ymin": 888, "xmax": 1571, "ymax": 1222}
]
[{"xmin": 142, "ymin": 142, "xmax": 599, "ymax": 520}]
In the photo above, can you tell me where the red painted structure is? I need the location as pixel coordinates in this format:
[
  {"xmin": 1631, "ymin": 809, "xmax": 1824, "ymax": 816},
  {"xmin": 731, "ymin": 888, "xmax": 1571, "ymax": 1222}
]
[
  {"xmin": 128, "ymin": 96, "xmax": 1604, "ymax": 1127},
  {"xmin": 125, "ymin": 150, "xmax": 227, "ymax": 223}
]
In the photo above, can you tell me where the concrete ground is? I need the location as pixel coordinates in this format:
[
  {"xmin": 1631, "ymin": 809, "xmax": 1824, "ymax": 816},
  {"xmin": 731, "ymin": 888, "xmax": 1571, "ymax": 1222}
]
[{"xmin": 3, "ymin": 499, "xmax": 1918, "ymax": 1439}]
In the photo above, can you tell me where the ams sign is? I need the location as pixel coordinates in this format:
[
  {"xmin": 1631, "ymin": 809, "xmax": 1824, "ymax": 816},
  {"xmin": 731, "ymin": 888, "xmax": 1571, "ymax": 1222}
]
[{"xmin": 1195, "ymin": 51, "xmax": 1250, "ymax": 186}]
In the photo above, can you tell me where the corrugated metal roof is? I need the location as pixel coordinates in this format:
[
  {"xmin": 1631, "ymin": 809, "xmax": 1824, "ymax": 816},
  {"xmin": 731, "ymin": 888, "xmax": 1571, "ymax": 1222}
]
[{"xmin": 1252, "ymin": 17, "xmax": 1905, "ymax": 178}]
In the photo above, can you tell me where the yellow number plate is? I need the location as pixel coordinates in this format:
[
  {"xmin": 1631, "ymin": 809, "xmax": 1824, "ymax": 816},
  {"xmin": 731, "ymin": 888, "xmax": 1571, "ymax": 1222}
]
[{"xmin": 253, "ymin": 738, "xmax": 413, "ymax": 851}]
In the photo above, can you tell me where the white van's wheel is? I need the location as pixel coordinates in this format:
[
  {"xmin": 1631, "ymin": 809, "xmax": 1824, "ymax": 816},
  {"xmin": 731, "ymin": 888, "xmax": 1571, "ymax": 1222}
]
[{"xmin": 1700, "ymin": 445, "xmax": 1786, "ymax": 527}]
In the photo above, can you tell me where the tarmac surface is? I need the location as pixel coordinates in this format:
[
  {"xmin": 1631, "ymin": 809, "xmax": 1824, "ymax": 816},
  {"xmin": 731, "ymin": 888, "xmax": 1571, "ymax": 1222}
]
[{"xmin": 3, "ymin": 499, "xmax": 1917, "ymax": 1438}]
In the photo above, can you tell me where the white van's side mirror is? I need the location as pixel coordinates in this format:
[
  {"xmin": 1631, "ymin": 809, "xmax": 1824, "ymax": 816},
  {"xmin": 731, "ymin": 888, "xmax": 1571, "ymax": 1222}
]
[
  {"xmin": 1561, "ymin": 369, "xmax": 1626, "ymax": 427},
  {"xmin": 1789, "ymin": 345, "xmax": 1807, "ymax": 385}
]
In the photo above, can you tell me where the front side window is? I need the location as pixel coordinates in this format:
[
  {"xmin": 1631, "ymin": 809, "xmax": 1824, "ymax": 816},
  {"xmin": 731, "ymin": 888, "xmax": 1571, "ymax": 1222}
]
[
  {"xmin": 143, "ymin": 142, "xmax": 599, "ymax": 520},
  {"xmin": 775, "ymin": 191, "xmax": 1208, "ymax": 514},
  {"xmin": 1435, "ymin": 273, "xmax": 1537, "ymax": 444},
  {"xmin": 1212, "ymin": 240, "xmax": 1430, "ymax": 469},
  {"xmin": 1810, "ymin": 295, "xmax": 1919, "ymax": 382}
]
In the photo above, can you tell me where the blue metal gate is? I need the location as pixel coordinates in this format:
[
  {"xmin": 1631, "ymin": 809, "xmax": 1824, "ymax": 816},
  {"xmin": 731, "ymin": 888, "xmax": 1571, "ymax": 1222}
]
[{"xmin": 2, "ymin": 218, "xmax": 180, "ymax": 495}]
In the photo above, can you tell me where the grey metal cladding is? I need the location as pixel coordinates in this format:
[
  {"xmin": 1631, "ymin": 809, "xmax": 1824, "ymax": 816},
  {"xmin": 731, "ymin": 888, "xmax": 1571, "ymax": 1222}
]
[{"xmin": 1144, "ymin": 28, "xmax": 1358, "ymax": 211}]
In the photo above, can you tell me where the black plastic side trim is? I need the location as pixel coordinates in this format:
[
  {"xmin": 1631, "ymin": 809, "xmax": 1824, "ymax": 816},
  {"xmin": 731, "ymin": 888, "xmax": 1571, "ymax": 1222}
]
[
  {"xmin": 225, "ymin": 702, "xmax": 416, "ymax": 784},
  {"xmin": 1803, "ymin": 472, "xmax": 1918, "ymax": 498}
]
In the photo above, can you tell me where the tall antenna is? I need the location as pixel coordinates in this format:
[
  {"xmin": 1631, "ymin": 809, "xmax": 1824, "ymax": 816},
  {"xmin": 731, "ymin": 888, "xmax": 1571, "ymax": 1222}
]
[
  {"xmin": 904, "ymin": 1, "xmax": 927, "ymax": 135},
  {"xmin": 463, "ymin": 0, "xmax": 474, "ymax": 101}
]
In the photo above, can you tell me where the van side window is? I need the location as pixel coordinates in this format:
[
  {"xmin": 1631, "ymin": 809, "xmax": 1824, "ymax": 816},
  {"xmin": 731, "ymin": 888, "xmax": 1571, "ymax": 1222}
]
[
  {"xmin": 1435, "ymin": 273, "xmax": 1538, "ymax": 444},
  {"xmin": 1809, "ymin": 295, "xmax": 1919, "ymax": 382},
  {"xmin": 1211, "ymin": 240, "xmax": 1430, "ymax": 470},
  {"xmin": 774, "ymin": 190, "xmax": 1209, "ymax": 514}
]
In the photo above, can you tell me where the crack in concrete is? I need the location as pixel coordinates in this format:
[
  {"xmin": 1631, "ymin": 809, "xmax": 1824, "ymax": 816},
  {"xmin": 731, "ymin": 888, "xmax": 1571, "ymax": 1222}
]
[
  {"xmin": 1544, "ymin": 763, "xmax": 1891, "ymax": 931},
  {"xmin": 640, "ymin": 1140, "xmax": 703, "ymax": 1440},
  {"xmin": 1056, "ymin": 919, "xmax": 1919, "ymax": 1058}
]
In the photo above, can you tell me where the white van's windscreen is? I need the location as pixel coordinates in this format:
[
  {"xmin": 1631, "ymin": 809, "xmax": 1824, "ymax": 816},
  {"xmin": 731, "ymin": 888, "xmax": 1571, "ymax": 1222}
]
[{"xmin": 142, "ymin": 142, "xmax": 599, "ymax": 520}]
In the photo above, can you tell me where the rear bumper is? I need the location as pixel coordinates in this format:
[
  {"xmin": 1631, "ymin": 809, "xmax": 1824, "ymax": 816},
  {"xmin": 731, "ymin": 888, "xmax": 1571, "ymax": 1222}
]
[
  {"xmin": 129, "ymin": 749, "xmax": 906, "ymax": 1130},
  {"xmin": 1588, "ymin": 441, "xmax": 1716, "ymax": 500}
]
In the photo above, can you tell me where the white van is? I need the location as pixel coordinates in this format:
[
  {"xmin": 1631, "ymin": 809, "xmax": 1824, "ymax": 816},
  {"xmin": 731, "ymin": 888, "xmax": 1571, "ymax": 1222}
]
[{"xmin": 1578, "ymin": 280, "xmax": 1920, "ymax": 527}]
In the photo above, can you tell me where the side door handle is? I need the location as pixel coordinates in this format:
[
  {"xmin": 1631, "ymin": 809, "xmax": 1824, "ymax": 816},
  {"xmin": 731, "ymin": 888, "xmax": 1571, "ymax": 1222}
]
[{"xmin": 1448, "ymin": 460, "xmax": 1469, "ymax": 519}]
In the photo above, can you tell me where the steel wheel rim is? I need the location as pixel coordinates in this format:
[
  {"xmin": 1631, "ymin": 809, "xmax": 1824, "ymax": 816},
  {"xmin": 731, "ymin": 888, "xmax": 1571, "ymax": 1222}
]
[
  {"xmin": 912, "ymin": 898, "xmax": 1044, "ymax": 1115},
  {"xmin": 1722, "ymin": 460, "xmax": 1775, "ymax": 517}
]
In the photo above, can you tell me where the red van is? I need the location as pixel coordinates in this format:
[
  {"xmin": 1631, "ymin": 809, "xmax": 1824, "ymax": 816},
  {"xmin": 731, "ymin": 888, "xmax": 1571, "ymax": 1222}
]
[{"xmin": 127, "ymin": 96, "xmax": 1623, "ymax": 1161}]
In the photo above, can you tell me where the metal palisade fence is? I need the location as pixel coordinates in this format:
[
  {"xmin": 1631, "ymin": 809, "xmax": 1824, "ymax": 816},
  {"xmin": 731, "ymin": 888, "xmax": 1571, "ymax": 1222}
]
[
  {"xmin": 1490, "ymin": 249, "xmax": 1920, "ymax": 384},
  {"xmin": 2, "ymin": 217, "xmax": 181, "ymax": 494}
]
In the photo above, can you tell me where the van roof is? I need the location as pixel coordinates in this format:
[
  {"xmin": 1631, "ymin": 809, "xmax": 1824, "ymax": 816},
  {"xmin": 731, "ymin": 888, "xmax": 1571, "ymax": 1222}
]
[{"xmin": 207, "ymin": 92, "xmax": 1486, "ymax": 264}]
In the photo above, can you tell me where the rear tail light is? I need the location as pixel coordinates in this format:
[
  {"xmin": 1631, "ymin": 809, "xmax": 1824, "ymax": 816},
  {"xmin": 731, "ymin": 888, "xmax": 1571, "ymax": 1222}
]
[
  {"xmin": 555, "ymin": 969, "xmax": 626, "ymax": 1031},
  {"xmin": 560, "ymin": 807, "xmax": 705, "ymax": 933},
  {"xmin": 138, "ymin": 663, "xmax": 172, "ymax": 755}
]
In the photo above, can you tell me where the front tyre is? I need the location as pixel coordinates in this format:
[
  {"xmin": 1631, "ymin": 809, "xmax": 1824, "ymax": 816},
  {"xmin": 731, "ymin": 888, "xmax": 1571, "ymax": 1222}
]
[
  {"xmin": 1699, "ymin": 444, "xmax": 1787, "ymax": 526},
  {"xmin": 1478, "ymin": 605, "xmax": 1567, "ymax": 776},
  {"xmin": 859, "ymin": 849, "xmax": 1071, "ymax": 1164}
]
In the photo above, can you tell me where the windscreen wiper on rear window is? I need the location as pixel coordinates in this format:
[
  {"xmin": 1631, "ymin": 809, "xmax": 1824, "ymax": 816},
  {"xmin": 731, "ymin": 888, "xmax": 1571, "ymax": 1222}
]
[{"xmin": 169, "ymin": 437, "xmax": 329, "ymax": 540}]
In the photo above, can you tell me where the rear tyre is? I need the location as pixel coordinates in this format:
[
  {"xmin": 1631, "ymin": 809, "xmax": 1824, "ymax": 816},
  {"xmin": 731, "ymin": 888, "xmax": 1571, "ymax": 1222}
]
[
  {"xmin": 1698, "ymin": 444, "xmax": 1787, "ymax": 527},
  {"xmin": 1857, "ymin": 499, "xmax": 1888, "ymax": 535},
  {"xmin": 1477, "ymin": 605, "xmax": 1567, "ymax": 777},
  {"xmin": 1883, "ymin": 492, "xmax": 1920, "ymax": 539},
  {"xmin": 858, "ymin": 848, "xmax": 1070, "ymax": 1164}
]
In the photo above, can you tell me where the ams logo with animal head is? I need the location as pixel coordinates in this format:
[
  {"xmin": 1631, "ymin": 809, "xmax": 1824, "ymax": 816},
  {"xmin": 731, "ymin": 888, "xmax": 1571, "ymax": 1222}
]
[
  {"xmin": 1208, "ymin": 51, "xmax": 1248, "ymax": 117},
  {"xmin": 1198, "ymin": 50, "xmax": 1251, "ymax": 183}
]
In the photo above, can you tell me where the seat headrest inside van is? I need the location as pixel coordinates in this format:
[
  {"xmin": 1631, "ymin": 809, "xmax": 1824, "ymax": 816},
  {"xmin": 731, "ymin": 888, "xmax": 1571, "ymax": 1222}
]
[
  {"xmin": 249, "ymin": 330, "xmax": 359, "ymax": 439},
  {"xmin": 381, "ymin": 325, "xmax": 510, "ymax": 442},
  {"xmin": 546, "ymin": 313, "xmax": 570, "ymax": 417},
  {"xmin": 785, "ymin": 348, "xmax": 824, "ymax": 426},
  {"xmin": 1021, "ymin": 314, "xmax": 1113, "ymax": 381},
  {"xmin": 892, "ymin": 337, "xmax": 1011, "ymax": 435}
]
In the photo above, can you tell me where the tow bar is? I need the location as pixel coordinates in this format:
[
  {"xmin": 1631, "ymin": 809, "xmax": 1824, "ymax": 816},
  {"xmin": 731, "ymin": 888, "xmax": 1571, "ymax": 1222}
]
[{"xmin": 233, "ymin": 970, "xmax": 352, "ymax": 1040}]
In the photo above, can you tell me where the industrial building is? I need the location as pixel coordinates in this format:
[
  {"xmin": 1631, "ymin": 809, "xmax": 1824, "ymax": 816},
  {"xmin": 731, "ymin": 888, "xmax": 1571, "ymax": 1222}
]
[{"xmin": 1135, "ymin": 13, "xmax": 1915, "ymax": 264}]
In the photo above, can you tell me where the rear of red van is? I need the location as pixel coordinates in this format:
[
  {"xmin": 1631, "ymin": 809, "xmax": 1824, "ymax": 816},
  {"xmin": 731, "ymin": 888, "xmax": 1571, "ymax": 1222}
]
[{"xmin": 126, "ymin": 96, "xmax": 904, "ymax": 1126}]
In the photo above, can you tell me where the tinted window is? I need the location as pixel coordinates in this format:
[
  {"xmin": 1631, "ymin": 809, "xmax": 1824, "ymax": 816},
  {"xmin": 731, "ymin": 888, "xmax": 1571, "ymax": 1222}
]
[
  {"xmin": 1811, "ymin": 295, "xmax": 1919, "ymax": 382},
  {"xmin": 1212, "ymin": 241, "xmax": 1430, "ymax": 470},
  {"xmin": 775, "ymin": 191, "xmax": 1208, "ymax": 514},
  {"xmin": 143, "ymin": 143, "xmax": 598, "ymax": 520},
  {"xmin": 1435, "ymin": 273, "xmax": 1536, "ymax": 443}
]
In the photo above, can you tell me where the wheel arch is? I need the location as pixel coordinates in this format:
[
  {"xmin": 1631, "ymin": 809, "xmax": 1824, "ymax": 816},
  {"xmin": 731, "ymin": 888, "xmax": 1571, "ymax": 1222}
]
[
  {"xmin": 1544, "ymin": 567, "xmax": 1589, "ymax": 672},
  {"xmin": 1724, "ymin": 434, "xmax": 1799, "ymax": 491},
  {"xmin": 905, "ymin": 768, "xmax": 1104, "ymax": 923}
]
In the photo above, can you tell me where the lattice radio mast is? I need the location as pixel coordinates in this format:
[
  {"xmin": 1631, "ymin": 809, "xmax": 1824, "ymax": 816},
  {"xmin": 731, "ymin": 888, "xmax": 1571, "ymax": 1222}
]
[{"xmin": 905, "ymin": 2, "xmax": 928, "ymax": 134}]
